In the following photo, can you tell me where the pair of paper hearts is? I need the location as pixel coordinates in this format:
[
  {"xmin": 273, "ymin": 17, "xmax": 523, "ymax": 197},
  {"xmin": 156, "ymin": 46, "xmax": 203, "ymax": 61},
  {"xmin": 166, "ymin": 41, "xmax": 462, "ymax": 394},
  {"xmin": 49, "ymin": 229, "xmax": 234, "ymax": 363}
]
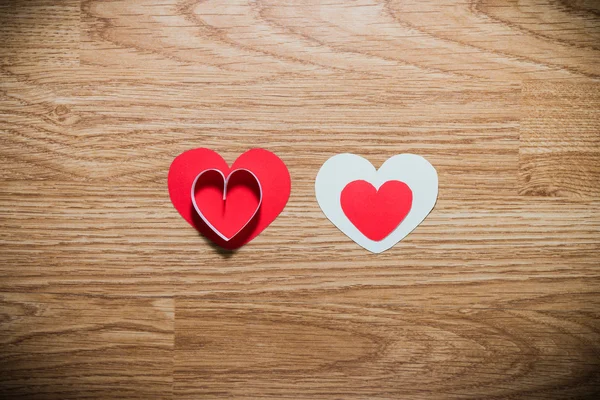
[{"xmin": 168, "ymin": 149, "xmax": 438, "ymax": 253}]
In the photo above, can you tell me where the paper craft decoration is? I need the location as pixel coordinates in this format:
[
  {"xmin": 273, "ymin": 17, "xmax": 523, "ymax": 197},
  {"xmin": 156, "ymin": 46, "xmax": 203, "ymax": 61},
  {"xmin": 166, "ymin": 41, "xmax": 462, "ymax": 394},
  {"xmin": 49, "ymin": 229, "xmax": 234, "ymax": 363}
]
[
  {"xmin": 168, "ymin": 148, "xmax": 291, "ymax": 250},
  {"xmin": 315, "ymin": 154, "xmax": 438, "ymax": 253}
]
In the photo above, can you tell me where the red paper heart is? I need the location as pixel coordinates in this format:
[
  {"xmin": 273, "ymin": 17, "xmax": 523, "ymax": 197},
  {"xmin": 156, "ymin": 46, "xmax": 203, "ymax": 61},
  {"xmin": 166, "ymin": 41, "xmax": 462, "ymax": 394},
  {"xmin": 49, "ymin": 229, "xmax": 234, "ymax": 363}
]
[
  {"xmin": 191, "ymin": 169, "xmax": 262, "ymax": 241},
  {"xmin": 340, "ymin": 180, "xmax": 413, "ymax": 242},
  {"xmin": 168, "ymin": 149, "xmax": 291, "ymax": 250}
]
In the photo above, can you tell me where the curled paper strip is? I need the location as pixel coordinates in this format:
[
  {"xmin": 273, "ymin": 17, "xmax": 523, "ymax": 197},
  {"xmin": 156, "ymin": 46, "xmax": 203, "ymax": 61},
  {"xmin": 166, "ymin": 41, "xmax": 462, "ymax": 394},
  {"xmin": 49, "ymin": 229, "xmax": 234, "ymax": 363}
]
[{"xmin": 190, "ymin": 168, "xmax": 263, "ymax": 241}]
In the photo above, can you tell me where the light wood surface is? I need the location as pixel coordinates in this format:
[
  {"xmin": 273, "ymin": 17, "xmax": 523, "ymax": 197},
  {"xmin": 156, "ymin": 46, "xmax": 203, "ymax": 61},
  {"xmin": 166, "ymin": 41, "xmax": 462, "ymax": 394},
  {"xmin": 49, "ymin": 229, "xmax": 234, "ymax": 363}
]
[{"xmin": 1, "ymin": 0, "xmax": 599, "ymax": 398}]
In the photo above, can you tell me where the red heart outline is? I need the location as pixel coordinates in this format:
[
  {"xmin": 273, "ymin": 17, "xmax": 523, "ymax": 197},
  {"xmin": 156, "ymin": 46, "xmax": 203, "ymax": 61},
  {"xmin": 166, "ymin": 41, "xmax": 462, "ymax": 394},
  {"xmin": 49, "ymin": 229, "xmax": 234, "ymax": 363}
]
[
  {"xmin": 191, "ymin": 168, "xmax": 263, "ymax": 241},
  {"xmin": 168, "ymin": 148, "xmax": 291, "ymax": 250}
]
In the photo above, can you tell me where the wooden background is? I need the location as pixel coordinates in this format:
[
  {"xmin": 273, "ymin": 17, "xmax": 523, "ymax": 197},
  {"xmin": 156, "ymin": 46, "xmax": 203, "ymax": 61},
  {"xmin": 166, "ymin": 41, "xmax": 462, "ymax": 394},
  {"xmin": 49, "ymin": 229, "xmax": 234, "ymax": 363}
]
[{"xmin": 1, "ymin": 0, "xmax": 599, "ymax": 398}]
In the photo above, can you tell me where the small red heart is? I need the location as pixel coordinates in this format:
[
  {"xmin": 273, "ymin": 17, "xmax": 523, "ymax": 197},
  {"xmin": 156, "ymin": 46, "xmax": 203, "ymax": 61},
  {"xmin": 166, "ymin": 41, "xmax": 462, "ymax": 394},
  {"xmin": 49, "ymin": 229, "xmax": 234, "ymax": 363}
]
[
  {"xmin": 168, "ymin": 148, "xmax": 291, "ymax": 249},
  {"xmin": 340, "ymin": 180, "xmax": 413, "ymax": 242},
  {"xmin": 192, "ymin": 169, "xmax": 261, "ymax": 241}
]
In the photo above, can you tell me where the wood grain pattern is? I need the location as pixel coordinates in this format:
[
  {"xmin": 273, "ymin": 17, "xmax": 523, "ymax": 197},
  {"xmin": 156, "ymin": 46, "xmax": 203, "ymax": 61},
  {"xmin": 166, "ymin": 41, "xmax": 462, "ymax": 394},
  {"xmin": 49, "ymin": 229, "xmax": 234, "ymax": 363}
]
[
  {"xmin": 1, "ymin": 0, "xmax": 600, "ymax": 398},
  {"xmin": 175, "ymin": 297, "xmax": 600, "ymax": 399},
  {"xmin": 0, "ymin": 293, "xmax": 173, "ymax": 399},
  {"xmin": 520, "ymin": 80, "xmax": 600, "ymax": 198},
  {"xmin": 2, "ymin": 181, "xmax": 599, "ymax": 300}
]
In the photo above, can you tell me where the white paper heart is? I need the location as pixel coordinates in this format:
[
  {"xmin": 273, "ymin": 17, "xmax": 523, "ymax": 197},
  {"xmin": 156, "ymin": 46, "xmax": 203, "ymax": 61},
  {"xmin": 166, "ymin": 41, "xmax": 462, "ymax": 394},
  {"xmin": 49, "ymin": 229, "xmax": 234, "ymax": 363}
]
[{"xmin": 315, "ymin": 153, "xmax": 438, "ymax": 253}]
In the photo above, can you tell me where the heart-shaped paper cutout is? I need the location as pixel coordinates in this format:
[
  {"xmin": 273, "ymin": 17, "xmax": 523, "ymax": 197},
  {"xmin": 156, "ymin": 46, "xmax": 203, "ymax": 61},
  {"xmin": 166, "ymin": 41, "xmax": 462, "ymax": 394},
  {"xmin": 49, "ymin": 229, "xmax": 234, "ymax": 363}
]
[
  {"xmin": 191, "ymin": 168, "xmax": 262, "ymax": 241},
  {"xmin": 169, "ymin": 148, "xmax": 291, "ymax": 249},
  {"xmin": 341, "ymin": 180, "xmax": 413, "ymax": 241},
  {"xmin": 315, "ymin": 153, "xmax": 438, "ymax": 253}
]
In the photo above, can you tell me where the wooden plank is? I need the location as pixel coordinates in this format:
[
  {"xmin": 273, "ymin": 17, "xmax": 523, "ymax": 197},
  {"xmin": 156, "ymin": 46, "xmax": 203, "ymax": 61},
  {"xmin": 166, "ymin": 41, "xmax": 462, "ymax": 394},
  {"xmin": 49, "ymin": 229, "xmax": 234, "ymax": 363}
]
[
  {"xmin": 0, "ymin": 293, "xmax": 173, "ymax": 399},
  {"xmin": 1, "ymin": 181, "xmax": 598, "ymax": 300},
  {"xmin": 0, "ymin": 74, "xmax": 521, "ymax": 184},
  {"xmin": 0, "ymin": 0, "xmax": 79, "ymax": 67},
  {"xmin": 80, "ymin": 0, "xmax": 599, "ymax": 80},
  {"xmin": 174, "ymin": 297, "xmax": 600, "ymax": 399},
  {"xmin": 520, "ymin": 80, "xmax": 600, "ymax": 199}
]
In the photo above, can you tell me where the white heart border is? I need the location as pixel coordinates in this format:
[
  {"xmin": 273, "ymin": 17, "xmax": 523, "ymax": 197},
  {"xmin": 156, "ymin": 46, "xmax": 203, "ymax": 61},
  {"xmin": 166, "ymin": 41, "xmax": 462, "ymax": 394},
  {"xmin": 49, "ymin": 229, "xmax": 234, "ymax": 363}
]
[
  {"xmin": 191, "ymin": 168, "xmax": 263, "ymax": 241},
  {"xmin": 315, "ymin": 153, "xmax": 438, "ymax": 253}
]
